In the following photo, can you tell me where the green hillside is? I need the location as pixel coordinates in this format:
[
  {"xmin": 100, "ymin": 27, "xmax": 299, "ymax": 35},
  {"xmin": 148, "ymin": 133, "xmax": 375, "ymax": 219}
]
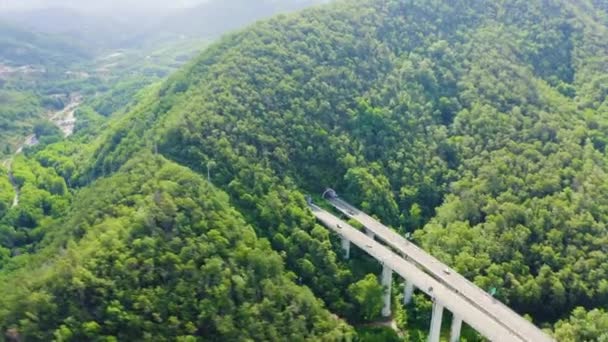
[
  {"xmin": 0, "ymin": 155, "xmax": 351, "ymax": 340},
  {"xmin": 1, "ymin": 0, "xmax": 608, "ymax": 340}
]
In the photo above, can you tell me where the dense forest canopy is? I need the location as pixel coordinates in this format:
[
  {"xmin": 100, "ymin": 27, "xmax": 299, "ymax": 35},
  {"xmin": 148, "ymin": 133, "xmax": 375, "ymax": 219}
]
[
  {"xmin": 1, "ymin": 0, "xmax": 608, "ymax": 340},
  {"xmin": 0, "ymin": 155, "xmax": 352, "ymax": 340}
]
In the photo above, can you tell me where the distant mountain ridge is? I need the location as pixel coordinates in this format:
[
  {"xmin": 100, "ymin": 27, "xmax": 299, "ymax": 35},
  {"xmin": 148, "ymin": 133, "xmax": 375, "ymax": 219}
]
[
  {"xmin": 0, "ymin": 20, "xmax": 88, "ymax": 67},
  {"xmin": 0, "ymin": 8, "xmax": 147, "ymax": 52},
  {"xmin": 0, "ymin": 1, "xmax": 330, "ymax": 51},
  {"xmin": 155, "ymin": 0, "xmax": 326, "ymax": 38}
]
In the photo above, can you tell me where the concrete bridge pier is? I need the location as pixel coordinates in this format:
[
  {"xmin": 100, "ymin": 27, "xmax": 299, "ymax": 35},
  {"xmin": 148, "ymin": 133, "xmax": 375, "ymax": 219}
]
[
  {"xmin": 381, "ymin": 264, "xmax": 392, "ymax": 317},
  {"xmin": 429, "ymin": 301, "xmax": 444, "ymax": 342},
  {"xmin": 365, "ymin": 228, "xmax": 375, "ymax": 239},
  {"xmin": 341, "ymin": 237, "xmax": 351, "ymax": 259},
  {"xmin": 450, "ymin": 315, "xmax": 463, "ymax": 342},
  {"xmin": 311, "ymin": 202, "xmax": 555, "ymax": 342},
  {"xmin": 403, "ymin": 280, "xmax": 415, "ymax": 304}
]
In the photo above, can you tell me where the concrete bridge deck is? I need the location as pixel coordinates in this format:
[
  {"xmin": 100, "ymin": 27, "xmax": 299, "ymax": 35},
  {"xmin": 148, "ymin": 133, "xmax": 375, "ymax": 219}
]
[
  {"xmin": 310, "ymin": 202, "xmax": 554, "ymax": 342},
  {"xmin": 326, "ymin": 198, "xmax": 553, "ymax": 342}
]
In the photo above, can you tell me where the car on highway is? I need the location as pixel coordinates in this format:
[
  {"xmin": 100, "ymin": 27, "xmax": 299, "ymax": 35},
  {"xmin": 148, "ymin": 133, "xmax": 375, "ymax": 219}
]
[
  {"xmin": 443, "ymin": 268, "xmax": 451, "ymax": 275},
  {"xmin": 336, "ymin": 224, "xmax": 343, "ymax": 229}
]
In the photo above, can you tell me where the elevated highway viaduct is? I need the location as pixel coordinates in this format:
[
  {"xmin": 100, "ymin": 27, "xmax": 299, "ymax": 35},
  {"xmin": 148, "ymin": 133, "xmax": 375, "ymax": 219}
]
[{"xmin": 310, "ymin": 192, "xmax": 553, "ymax": 342}]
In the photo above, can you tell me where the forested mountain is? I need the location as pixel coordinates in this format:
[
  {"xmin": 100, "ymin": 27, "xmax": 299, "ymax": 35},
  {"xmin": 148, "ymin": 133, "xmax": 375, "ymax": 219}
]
[
  {"xmin": 2, "ymin": 0, "xmax": 608, "ymax": 340},
  {"xmin": 0, "ymin": 155, "xmax": 351, "ymax": 340}
]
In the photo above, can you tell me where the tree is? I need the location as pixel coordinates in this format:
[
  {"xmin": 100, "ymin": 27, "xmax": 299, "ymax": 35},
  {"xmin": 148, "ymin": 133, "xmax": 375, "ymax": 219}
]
[
  {"xmin": 347, "ymin": 274, "xmax": 385, "ymax": 322},
  {"xmin": 554, "ymin": 307, "xmax": 608, "ymax": 342}
]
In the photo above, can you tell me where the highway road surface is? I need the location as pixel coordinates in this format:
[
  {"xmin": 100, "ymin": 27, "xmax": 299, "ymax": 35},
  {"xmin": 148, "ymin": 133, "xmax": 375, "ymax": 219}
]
[{"xmin": 327, "ymin": 197, "xmax": 553, "ymax": 342}]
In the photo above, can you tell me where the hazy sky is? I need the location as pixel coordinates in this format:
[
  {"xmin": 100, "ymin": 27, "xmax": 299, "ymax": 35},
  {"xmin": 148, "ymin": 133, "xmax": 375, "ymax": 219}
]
[{"xmin": 0, "ymin": 0, "xmax": 207, "ymax": 12}]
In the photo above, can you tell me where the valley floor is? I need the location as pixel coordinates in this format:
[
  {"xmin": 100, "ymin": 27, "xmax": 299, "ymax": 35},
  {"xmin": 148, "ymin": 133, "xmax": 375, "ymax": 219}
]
[{"xmin": 2, "ymin": 94, "xmax": 80, "ymax": 208}]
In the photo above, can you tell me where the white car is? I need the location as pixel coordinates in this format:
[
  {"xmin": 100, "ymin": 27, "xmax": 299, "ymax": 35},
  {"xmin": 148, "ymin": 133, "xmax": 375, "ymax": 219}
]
[{"xmin": 443, "ymin": 268, "xmax": 451, "ymax": 275}]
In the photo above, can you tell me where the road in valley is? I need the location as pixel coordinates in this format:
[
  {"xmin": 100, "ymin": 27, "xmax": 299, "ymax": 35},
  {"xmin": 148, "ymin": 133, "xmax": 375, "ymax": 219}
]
[
  {"xmin": 1, "ymin": 94, "xmax": 80, "ymax": 208},
  {"xmin": 50, "ymin": 94, "xmax": 81, "ymax": 137}
]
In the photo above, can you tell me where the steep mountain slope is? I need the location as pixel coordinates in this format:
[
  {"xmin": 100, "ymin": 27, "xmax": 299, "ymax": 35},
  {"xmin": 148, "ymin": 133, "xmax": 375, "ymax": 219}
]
[
  {"xmin": 2, "ymin": 0, "xmax": 608, "ymax": 340},
  {"xmin": 85, "ymin": 0, "xmax": 608, "ymax": 323},
  {"xmin": 0, "ymin": 155, "xmax": 351, "ymax": 340}
]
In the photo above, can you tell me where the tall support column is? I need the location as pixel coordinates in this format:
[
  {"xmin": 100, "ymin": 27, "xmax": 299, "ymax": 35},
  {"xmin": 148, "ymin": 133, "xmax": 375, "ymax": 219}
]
[
  {"xmin": 450, "ymin": 315, "xmax": 463, "ymax": 342},
  {"xmin": 428, "ymin": 301, "xmax": 444, "ymax": 342},
  {"xmin": 381, "ymin": 264, "xmax": 392, "ymax": 317},
  {"xmin": 403, "ymin": 280, "xmax": 415, "ymax": 305},
  {"xmin": 365, "ymin": 228, "xmax": 375, "ymax": 239},
  {"xmin": 341, "ymin": 237, "xmax": 351, "ymax": 259}
]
